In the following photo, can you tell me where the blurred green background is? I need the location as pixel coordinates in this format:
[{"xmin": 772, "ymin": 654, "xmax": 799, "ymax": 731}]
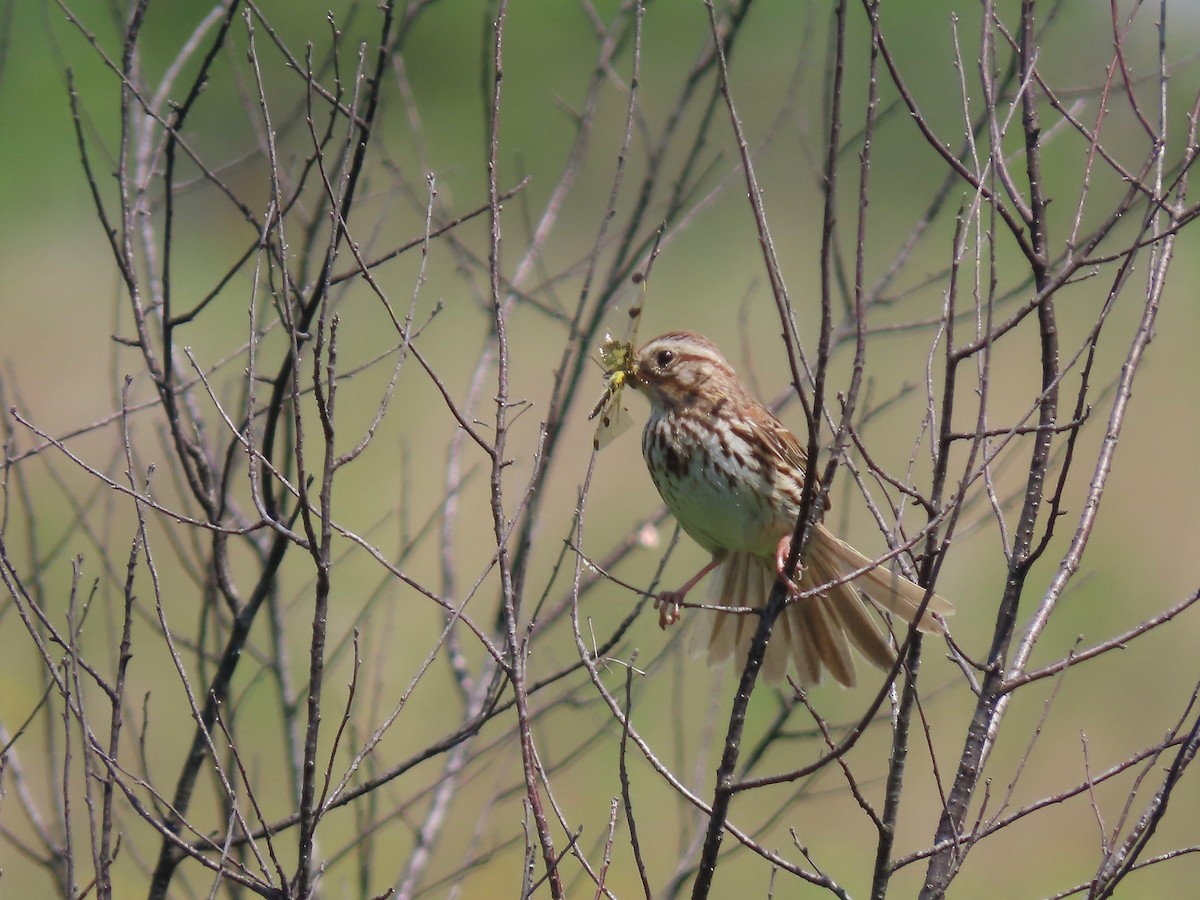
[{"xmin": 2, "ymin": 1, "xmax": 1200, "ymax": 897}]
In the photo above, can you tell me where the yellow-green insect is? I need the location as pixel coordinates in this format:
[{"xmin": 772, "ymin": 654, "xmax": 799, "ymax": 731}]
[{"xmin": 588, "ymin": 276, "xmax": 646, "ymax": 450}]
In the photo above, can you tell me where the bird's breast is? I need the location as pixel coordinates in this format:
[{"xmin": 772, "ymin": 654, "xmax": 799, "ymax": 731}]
[{"xmin": 641, "ymin": 412, "xmax": 796, "ymax": 557}]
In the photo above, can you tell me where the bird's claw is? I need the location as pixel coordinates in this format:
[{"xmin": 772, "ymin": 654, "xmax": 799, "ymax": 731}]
[
  {"xmin": 654, "ymin": 592, "xmax": 683, "ymax": 629},
  {"xmin": 774, "ymin": 536, "xmax": 805, "ymax": 594}
]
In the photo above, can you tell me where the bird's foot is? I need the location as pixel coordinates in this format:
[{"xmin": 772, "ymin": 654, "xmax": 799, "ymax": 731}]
[
  {"xmin": 654, "ymin": 592, "xmax": 684, "ymax": 629},
  {"xmin": 774, "ymin": 536, "xmax": 805, "ymax": 594},
  {"xmin": 652, "ymin": 558, "xmax": 721, "ymax": 629}
]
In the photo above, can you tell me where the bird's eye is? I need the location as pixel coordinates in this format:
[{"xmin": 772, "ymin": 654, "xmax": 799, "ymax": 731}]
[{"xmin": 655, "ymin": 349, "xmax": 675, "ymax": 368}]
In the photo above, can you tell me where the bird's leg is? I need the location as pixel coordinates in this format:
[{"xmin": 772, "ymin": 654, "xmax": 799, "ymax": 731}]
[
  {"xmin": 774, "ymin": 535, "xmax": 805, "ymax": 594},
  {"xmin": 655, "ymin": 558, "xmax": 720, "ymax": 629}
]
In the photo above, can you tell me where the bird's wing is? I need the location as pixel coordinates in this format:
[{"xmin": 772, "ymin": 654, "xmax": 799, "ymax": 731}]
[{"xmin": 750, "ymin": 403, "xmax": 831, "ymax": 512}]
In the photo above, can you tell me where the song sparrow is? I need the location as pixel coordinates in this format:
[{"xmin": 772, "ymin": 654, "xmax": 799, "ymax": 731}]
[{"xmin": 626, "ymin": 331, "xmax": 952, "ymax": 686}]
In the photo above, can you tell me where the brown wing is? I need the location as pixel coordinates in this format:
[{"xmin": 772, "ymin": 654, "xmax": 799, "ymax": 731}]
[{"xmin": 746, "ymin": 401, "xmax": 831, "ymax": 512}]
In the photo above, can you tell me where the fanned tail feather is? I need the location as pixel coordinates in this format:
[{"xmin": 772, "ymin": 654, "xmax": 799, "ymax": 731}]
[
  {"xmin": 690, "ymin": 551, "xmax": 779, "ymax": 676},
  {"xmin": 812, "ymin": 523, "xmax": 954, "ymax": 633},
  {"xmin": 688, "ymin": 526, "xmax": 953, "ymax": 688},
  {"xmin": 694, "ymin": 550, "xmax": 888, "ymax": 687}
]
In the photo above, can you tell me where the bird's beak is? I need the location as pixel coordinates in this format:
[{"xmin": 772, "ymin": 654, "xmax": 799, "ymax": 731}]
[{"xmin": 625, "ymin": 363, "xmax": 643, "ymax": 390}]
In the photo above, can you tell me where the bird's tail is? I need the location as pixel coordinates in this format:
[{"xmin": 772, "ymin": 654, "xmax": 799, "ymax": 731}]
[{"xmin": 691, "ymin": 524, "xmax": 952, "ymax": 687}]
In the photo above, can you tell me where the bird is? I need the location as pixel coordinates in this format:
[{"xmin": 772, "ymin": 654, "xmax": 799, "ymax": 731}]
[{"xmin": 624, "ymin": 330, "xmax": 952, "ymax": 686}]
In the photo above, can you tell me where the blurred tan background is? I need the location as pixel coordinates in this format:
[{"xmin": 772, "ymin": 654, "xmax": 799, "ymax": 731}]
[{"xmin": 2, "ymin": 1, "xmax": 1200, "ymax": 897}]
